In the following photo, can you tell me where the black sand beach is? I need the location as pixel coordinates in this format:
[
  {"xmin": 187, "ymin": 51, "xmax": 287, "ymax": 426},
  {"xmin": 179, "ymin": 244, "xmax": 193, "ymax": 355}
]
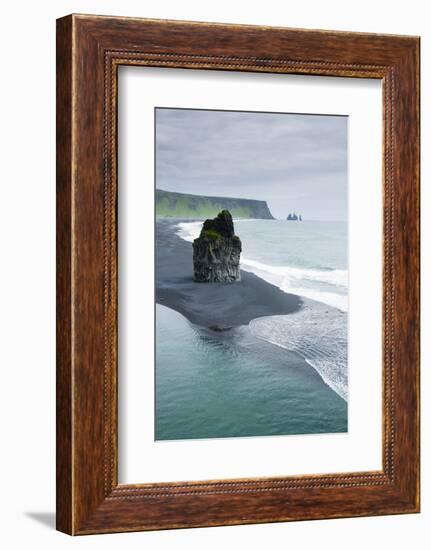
[{"xmin": 156, "ymin": 218, "xmax": 302, "ymax": 329}]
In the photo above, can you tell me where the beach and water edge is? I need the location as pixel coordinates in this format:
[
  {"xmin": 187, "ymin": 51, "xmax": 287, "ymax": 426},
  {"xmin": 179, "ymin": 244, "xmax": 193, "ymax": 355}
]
[{"xmin": 155, "ymin": 217, "xmax": 348, "ymax": 441}]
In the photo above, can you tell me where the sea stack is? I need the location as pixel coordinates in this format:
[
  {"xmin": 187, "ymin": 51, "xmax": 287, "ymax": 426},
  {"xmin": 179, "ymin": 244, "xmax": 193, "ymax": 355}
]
[{"xmin": 193, "ymin": 210, "xmax": 242, "ymax": 283}]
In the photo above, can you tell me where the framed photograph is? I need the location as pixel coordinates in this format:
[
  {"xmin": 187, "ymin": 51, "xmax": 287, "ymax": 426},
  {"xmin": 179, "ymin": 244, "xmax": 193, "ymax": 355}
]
[{"xmin": 56, "ymin": 14, "xmax": 420, "ymax": 535}]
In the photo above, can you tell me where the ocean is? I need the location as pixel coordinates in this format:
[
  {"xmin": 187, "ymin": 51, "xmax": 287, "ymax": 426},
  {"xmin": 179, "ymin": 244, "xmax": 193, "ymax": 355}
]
[
  {"xmin": 156, "ymin": 219, "xmax": 348, "ymax": 440},
  {"xmin": 177, "ymin": 219, "xmax": 348, "ymax": 312}
]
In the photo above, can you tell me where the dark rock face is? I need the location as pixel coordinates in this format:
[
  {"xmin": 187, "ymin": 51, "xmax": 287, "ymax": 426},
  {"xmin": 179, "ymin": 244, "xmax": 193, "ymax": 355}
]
[
  {"xmin": 287, "ymin": 212, "xmax": 302, "ymax": 221},
  {"xmin": 193, "ymin": 210, "xmax": 242, "ymax": 283},
  {"xmin": 202, "ymin": 209, "xmax": 235, "ymax": 238}
]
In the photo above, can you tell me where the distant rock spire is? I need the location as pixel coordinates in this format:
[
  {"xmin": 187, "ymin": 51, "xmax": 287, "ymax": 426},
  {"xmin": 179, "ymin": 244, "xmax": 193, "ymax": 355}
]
[{"xmin": 287, "ymin": 212, "xmax": 302, "ymax": 221}]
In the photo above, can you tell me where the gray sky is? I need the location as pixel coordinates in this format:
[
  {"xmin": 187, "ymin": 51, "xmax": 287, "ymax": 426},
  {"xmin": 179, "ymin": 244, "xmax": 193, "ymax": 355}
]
[{"xmin": 155, "ymin": 108, "xmax": 347, "ymax": 221}]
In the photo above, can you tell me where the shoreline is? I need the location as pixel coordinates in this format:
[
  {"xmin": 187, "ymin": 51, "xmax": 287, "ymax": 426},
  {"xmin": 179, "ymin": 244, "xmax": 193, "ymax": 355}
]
[
  {"xmin": 155, "ymin": 216, "xmax": 348, "ymax": 433},
  {"xmin": 156, "ymin": 217, "xmax": 302, "ymax": 329},
  {"xmin": 156, "ymin": 217, "xmax": 348, "ymax": 403}
]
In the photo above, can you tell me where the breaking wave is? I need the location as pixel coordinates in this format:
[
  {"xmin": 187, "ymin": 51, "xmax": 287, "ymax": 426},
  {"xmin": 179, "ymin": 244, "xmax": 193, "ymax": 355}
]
[
  {"xmin": 240, "ymin": 257, "xmax": 347, "ymax": 312},
  {"xmin": 250, "ymin": 303, "xmax": 348, "ymax": 401}
]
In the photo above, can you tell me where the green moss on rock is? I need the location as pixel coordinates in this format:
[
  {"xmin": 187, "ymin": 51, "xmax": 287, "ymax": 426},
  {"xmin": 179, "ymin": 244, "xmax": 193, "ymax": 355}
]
[{"xmin": 201, "ymin": 229, "xmax": 221, "ymax": 240}]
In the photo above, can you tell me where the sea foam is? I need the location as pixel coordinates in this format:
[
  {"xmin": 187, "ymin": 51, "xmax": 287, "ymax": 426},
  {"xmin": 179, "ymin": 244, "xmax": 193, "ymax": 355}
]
[
  {"xmin": 250, "ymin": 303, "xmax": 348, "ymax": 401},
  {"xmin": 240, "ymin": 257, "xmax": 347, "ymax": 312}
]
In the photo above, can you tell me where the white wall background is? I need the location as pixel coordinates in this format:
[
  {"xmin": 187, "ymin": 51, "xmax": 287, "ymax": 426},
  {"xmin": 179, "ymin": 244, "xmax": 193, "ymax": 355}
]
[{"xmin": 0, "ymin": 1, "xmax": 427, "ymax": 548}]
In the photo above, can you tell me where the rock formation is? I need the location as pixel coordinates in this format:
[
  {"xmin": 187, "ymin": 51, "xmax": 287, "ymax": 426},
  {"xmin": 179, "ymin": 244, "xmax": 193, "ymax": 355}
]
[
  {"xmin": 287, "ymin": 212, "xmax": 302, "ymax": 221},
  {"xmin": 193, "ymin": 210, "xmax": 242, "ymax": 282}
]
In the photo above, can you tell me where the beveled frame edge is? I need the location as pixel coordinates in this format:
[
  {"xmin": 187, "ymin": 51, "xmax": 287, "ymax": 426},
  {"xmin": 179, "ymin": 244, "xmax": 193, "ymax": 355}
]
[{"xmin": 56, "ymin": 14, "xmax": 420, "ymax": 535}]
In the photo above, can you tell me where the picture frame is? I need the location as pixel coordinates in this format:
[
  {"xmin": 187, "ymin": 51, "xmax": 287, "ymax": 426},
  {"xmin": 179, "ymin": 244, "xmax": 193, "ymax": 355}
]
[{"xmin": 56, "ymin": 14, "xmax": 420, "ymax": 535}]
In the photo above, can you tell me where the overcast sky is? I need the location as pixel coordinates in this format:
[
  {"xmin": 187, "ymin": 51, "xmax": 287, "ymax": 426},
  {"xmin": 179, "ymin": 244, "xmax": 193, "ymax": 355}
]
[{"xmin": 155, "ymin": 108, "xmax": 347, "ymax": 221}]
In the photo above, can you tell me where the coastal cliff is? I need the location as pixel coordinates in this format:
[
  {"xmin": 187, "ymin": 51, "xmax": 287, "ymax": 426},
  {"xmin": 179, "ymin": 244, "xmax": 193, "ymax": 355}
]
[
  {"xmin": 156, "ymin": 189, "xmax": 274, "ymax": 219},
  {"xmin": 193, "ymin": 210, "xmax": 242, "ymax": 283}
]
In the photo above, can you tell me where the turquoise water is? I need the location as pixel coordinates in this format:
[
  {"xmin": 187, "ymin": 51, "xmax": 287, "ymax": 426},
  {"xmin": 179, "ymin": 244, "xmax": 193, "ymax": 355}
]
[{"xmin": 155, "ymin": 304, "xmax": 347, "ymax": 440}]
